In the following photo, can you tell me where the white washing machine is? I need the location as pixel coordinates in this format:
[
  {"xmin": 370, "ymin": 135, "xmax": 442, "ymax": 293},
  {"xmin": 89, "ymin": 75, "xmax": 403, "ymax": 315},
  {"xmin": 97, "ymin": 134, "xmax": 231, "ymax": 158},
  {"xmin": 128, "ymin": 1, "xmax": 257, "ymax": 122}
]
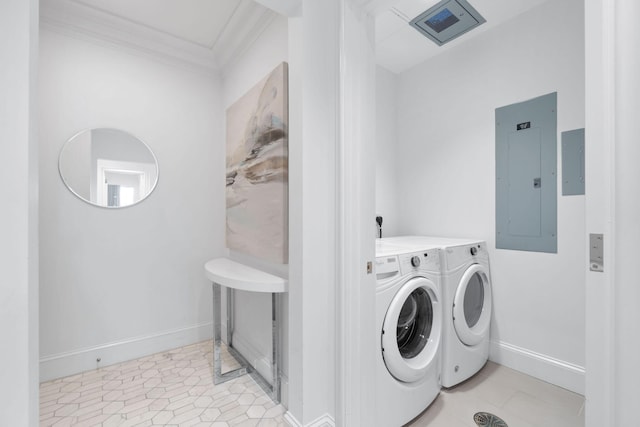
[
  {"xmin": 383, "ymin": 236, "xmax": 493, "ymax": 388},
  {"xmin": 374, "ymin": 239, "xmax": 442, "ymax": 427}
]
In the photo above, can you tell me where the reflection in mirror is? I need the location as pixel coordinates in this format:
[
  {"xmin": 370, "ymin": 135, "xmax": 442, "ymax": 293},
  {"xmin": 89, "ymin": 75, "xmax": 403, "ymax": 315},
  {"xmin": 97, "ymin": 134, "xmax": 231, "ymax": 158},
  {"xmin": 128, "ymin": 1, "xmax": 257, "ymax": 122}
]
[{"xmin": 59, "ymin": 128, "xmax": 159, "ymax": 208}]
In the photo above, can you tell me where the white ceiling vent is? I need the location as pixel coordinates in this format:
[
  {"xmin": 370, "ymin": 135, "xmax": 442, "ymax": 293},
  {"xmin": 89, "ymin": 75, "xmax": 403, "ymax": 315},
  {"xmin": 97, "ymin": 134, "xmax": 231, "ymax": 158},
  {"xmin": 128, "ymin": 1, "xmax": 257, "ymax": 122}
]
[{"xmin": 409, "ymin": 0, "xmax": 486, "ymax": 46}]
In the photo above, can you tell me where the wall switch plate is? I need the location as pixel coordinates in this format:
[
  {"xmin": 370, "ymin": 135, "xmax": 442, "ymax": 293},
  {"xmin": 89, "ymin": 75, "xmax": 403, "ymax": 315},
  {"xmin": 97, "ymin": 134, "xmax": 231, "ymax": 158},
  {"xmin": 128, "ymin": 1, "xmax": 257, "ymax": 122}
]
[{"xmin": 590, "ymin": 233, "xmax": 604, "ymax": 272}]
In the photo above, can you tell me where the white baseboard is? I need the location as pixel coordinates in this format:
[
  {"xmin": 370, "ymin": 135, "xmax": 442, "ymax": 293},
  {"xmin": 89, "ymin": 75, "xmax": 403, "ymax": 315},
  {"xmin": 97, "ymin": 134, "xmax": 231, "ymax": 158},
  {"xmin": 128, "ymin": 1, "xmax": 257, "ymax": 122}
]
[
  {"xmin": 280, "ymin": 374, "xmax": 289, "ymax": 410},
  {"xmin": 284, "ymin": 411, "xmax": 301, "ymax": 427},
  {"xmin": 40, "ymin": 322, "xmax": 213, "ymax": 382},
  {"xmin": 489, "ymin": 340, "xmax": 585, "ymax": 395},
  {"xmin": 229, "ymin": 331, "xmax": 289, "ymax": 408},
  {"xmin": 230, "ymin": 332, "xmax": 273, "ymax": 382},
  {"xmin": 284, "ymin": 412, "xmax": 335, "ymax": 427}
]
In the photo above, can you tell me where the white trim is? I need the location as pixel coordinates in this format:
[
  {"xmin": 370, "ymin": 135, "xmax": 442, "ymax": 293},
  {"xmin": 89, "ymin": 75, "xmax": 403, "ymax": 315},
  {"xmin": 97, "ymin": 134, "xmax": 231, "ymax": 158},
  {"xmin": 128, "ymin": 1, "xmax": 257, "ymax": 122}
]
[
  {"xmin": 229, "ymin": 332, "xmax": 274, "ymax": 384},
  {"xmin": 280, "ymin": 373, "xmax": 289, "ymax": 411},
  {"xmin": 39, "ymin": 0, "xmax": 276, "ymax": 73},
  {"xmin": 584, "ymin": 0, "xmax": 616, "ymax": 425},
  {"xmin": 489, "ymin": 340, "xmax": 585, "ymax": 395},
  {"xmin": 219, "ymin": 326, "xmax": 289, "ymax": 408},
  {"xmin": 283, "ymin": 412, "xmax": 335, "ymax": 427},
  {"xmin": 40, "ymin": 20, "xmax": 216, "ymax": 76},
  {"xmin": 284, "ymin": 411, "xmax": 301, "ymax": 427},
  {"xmin": 217, "ymin": 12, "xmax": 278, "ymax": 78},
  {"xmin": 335, "ymin": 2, "xmax": 377, "ymax": 426},
  {"xmin": 253, "ymin": 0, "xmax": 301, "ymax": 17},
  {"xmin": 306, "ymin": 414, "xmax": 336, "ymax": 427},
  {"xmin": 40, "ymin": 322, "xmax": 213, "ymax": 382}
]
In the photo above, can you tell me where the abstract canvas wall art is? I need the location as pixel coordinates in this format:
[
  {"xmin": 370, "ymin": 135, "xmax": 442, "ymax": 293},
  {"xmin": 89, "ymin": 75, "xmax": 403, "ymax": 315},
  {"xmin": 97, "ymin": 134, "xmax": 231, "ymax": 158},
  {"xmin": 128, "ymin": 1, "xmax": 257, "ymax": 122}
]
[{"xmin": 226, "ymin": 62, "xmax": 288, "ymax": 264}]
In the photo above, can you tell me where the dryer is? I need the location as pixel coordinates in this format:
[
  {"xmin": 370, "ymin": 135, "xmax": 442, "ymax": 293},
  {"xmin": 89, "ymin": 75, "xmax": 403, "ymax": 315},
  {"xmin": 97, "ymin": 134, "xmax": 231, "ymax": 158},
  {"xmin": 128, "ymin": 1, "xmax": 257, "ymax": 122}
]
[
  {"xmin": 383, "ymin": 236, "xmax": 493, "ymax": 388},
  {"xmin": 374, "ymin": 240, "xmax": 442, "ymax": 427}
]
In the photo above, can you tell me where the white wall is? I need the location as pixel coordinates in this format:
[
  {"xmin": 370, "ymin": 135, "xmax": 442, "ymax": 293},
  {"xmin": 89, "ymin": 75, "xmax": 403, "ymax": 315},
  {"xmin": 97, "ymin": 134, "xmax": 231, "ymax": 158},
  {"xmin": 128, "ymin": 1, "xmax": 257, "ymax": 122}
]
[
  {"xmin": 61, "ymin": 130, "xmax": 91, "ymax": 200},
  {"xmin": 0, "ymin": 0, "xmax": 39, "ymax": 424},
  {"xmin": 219, "ymin": 13, "xmax": 290, "ymax": 402},
  {"xmin": 375, "ymin": 66, "xmax": 399, "ymax": 238},
  {"xmin": 38, "ymin": 29, "xmax": 224, "ymax": 380},
  {"xmin": 384, "ymin": 0, "xmax": 586, "ymax": 393}
]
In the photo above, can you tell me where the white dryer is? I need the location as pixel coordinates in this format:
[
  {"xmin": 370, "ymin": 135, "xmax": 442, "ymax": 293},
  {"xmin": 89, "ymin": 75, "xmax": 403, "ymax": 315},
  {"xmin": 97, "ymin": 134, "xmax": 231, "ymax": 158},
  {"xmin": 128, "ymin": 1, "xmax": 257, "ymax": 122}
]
[
  {"xmin": 383, "ymin": 236, "xmax": 493, "ymax": 388},
  {"xmin": 374, "ymin": 240, "xmax": 442, "ymax": 427}
]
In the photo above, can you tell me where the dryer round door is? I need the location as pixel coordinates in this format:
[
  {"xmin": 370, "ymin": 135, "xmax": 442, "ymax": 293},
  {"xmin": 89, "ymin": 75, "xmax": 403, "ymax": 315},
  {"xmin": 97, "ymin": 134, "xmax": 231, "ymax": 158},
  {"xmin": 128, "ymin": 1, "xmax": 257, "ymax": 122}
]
[
  {"xmin": 382, "ymin": 277, "xmax": 442, "ymax": 383},
  {"xmin": 452, "ymin": 264, "xmax": 492, "ymax": 346}
]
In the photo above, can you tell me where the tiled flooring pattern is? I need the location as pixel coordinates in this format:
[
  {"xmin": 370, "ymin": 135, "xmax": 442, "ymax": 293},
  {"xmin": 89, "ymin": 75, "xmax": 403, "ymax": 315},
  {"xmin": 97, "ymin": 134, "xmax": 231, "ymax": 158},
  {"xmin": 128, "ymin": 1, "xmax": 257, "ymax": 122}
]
[
  {"xmin": 407, "ymin": 361, "xmax": 585, "ymax": 427},
  {"xmin": 39, "ymin": 340, "xmax": 286, "ymax": 426},
  {"xmin": 41, "ymin": 341, "xmax": 585, "ymax": 427}
]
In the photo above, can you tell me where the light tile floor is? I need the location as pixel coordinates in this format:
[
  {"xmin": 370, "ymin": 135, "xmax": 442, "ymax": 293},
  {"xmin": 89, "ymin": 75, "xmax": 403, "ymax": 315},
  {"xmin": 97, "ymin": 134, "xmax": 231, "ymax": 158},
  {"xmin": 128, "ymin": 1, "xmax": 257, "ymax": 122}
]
[
  {"xmin": 41, "ymin": 341, "xmax": 585, "ymax": 427},
  {"xmin": 39, "ymin": 340, "xmax": 286, "ymax": 427},
  {"xmin": 407, "ymin": 361, "xmax": 585, "ymax": 427}
]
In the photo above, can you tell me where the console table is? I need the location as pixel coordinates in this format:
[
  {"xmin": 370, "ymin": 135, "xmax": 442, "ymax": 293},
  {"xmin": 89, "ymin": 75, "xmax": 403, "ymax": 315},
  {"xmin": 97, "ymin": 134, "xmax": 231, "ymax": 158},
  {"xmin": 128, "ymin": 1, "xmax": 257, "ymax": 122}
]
[{"xmin": 204, "ymin": 258, "xmax": 287, "ymax": 403}]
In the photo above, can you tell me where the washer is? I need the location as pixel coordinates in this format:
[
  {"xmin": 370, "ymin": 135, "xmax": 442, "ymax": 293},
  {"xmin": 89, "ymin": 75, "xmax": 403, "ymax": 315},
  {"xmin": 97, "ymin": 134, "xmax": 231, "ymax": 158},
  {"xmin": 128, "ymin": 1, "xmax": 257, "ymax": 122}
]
[
  {"xmin": 383, "ymin": 236, "xmax": 493, "ymax": 388},
  {"xmin": 374, "ymin": 239, "xmax": 442, "ymax": 427}
]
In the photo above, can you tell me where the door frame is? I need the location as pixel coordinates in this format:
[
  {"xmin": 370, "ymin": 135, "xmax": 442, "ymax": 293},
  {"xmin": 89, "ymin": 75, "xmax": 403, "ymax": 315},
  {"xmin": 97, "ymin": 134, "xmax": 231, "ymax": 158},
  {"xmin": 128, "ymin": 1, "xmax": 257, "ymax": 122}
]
[{"xmin": 585, "ymin": 0, "xmax": 615, "ymax": 425}]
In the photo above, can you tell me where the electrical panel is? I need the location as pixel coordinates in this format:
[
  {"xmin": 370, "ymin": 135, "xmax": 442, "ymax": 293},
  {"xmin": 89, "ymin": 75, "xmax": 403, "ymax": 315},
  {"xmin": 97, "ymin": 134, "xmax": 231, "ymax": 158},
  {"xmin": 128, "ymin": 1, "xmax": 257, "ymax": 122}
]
[
  {"xmin": 561, "ymin": 128, "xmax": 585, "ymax": 196},
  {"xmin": 495, "ymin": 92, "xmax": 557, "ymax": 253}
]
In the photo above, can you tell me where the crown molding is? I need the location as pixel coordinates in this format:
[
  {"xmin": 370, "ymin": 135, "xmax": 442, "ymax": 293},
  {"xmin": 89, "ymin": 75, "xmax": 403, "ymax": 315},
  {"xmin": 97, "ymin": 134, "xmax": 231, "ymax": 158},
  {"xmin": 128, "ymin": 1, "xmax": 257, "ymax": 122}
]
[
  {"xmin": 213, "ymin": 0, "xmax": 278, "ymax": 68},
  {"xmin": 254, "ymin": 0, "xmax": 301, "ymax": 17},
  {"xmin": 360, "ymin": 0, "xmax": 399, "ymax": 15},
  {"xmin": 39, "ymin": 0, "xmax": 277, "ymax": 72}
]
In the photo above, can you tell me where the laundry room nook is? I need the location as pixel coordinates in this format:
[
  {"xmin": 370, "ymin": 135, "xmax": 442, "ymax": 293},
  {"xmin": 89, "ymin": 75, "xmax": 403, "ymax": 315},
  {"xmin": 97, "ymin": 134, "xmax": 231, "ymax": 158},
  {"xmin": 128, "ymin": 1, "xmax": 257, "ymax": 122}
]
[
  {"xmin": 374, "ymin": 0, "xmax": 588, "ymax": 424},
  {"xmin": 2, "ymin": 0, "xmax": 639, "ymax": 426}
]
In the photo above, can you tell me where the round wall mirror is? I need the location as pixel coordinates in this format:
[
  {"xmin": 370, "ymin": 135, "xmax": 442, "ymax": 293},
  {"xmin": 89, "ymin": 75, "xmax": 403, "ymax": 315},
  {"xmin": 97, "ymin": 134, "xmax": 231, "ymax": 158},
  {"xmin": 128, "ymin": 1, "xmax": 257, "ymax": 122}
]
[{"xmin": 59, "ymin": 128, "xmax": 159, "ymax": 208}]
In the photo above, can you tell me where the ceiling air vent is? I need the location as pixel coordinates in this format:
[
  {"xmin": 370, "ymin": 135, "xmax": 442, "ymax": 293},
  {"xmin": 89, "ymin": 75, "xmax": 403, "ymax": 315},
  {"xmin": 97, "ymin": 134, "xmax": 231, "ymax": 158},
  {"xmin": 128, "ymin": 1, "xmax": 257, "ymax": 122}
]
[{"xmin": 409, "ymin": 0, "xmax": 486, "ymax": 46}]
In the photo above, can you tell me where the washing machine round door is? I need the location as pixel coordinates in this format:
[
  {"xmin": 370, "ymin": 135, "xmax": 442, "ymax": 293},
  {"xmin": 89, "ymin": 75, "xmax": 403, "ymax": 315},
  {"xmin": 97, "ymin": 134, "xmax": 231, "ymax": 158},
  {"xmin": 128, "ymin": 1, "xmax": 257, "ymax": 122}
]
[
  {"xmin": 452, "ymin": 264, "xmax": 492, "ymax": 346},
  {"xmin": 382, "ymin": 277, "xmax": 442, "ymax": 383}
]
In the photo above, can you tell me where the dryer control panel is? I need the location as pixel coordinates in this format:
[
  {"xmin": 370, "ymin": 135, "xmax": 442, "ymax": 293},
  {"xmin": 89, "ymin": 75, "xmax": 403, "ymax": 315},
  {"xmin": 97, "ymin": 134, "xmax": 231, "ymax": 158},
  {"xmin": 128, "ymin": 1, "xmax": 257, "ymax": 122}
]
[{"xmin": 443, "ymin": 241, "xmax": 489, "ymax": 270}]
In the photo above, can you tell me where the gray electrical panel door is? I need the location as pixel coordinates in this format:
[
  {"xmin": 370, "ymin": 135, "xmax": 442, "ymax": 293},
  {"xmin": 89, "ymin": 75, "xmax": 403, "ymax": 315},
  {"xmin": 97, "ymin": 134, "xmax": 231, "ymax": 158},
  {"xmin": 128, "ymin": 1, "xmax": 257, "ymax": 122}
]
[{"xmin": 496, "ymin": 92, "xmax": 557, "ymax": 253}]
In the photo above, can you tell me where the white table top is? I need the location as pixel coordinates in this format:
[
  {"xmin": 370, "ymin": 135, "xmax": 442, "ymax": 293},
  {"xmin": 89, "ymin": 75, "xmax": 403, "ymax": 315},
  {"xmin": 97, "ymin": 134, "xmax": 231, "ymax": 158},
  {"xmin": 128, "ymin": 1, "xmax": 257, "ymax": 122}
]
[{"xmin": 204, "ymin": 258, "xmax": 288, "ymax": 293}]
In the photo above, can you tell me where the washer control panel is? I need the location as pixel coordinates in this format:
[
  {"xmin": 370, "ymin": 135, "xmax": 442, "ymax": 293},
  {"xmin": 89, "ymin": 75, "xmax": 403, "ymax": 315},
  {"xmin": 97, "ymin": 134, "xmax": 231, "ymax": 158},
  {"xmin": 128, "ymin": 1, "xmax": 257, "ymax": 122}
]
[
  {"xmin": 375, "ymin": 255, "xmax": 400, "ymax": 282},
  {"xmin": 399, "ymin": 249, "xmax": 440, "ymax": 274}
]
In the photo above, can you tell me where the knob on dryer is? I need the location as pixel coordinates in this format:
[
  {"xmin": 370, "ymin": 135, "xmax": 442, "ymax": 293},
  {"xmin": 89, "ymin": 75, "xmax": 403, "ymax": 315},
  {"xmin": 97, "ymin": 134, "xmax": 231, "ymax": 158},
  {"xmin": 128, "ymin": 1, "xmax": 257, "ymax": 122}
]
[
  {"xmin": 470, "ymin": 246, "xmax": 478, "ymax": 256},
  {"xmin": 411, "ymin": 256, "xmax": 421, "ymax": 267}
]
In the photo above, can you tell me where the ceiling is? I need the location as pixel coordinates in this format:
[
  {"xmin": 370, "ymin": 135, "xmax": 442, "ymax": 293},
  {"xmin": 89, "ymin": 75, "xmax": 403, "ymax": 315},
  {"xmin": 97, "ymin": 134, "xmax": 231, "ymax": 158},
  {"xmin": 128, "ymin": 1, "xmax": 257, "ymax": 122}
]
[
  {"xmin": 40, "ymin": 0, "xmax": 551, "ymax": 74},
  {"xmin": 375, "ymin": 0, "xmax": 552, "ymax": 73}
]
